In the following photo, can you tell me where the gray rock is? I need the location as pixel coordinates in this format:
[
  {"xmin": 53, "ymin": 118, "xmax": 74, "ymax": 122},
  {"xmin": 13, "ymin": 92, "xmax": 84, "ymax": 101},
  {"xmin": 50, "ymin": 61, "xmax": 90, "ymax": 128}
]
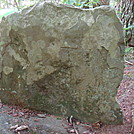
[{"xmin": 0, "ymin": 2, "xmax": 125, "ymax": 124}]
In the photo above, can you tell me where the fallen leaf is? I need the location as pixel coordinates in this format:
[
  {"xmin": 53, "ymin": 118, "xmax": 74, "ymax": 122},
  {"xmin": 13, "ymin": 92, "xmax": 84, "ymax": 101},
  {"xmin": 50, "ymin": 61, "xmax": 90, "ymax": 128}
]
[
  {"xmin": 33, "ymin": 119, "xmax": 40, "ymax": 122},
  {"xmin": 131, "ymin": 104, "xmax": 134, "ymax": 132},
  {"xmin": 37, "ymin": 114, "xmax": 46, "ymax": 118},
  {"xmin": 10, "ymin": 124, "xmax": 19, "ymax": 130},
  {"xmin": 82, "ymin": 130, "xmax": 90, "ymax": 134},
  {"xmin": 12, "ymin": 113, "xmax": 18, "ymax": 117},
  {"xmin": 75, "ymin": 121, "xmax": 81, "ymax": 125},
  {"xmin": 15, "ymin": 125, "xmax": 29, "ymax": 131},
  {"xmin": 69, "ymin": 129, "xmax": 75, "ymax": 133},
  {"xmin": 74, "ymin": 128, "xmax": 80, "ymax": 134},
  {"xmin": 92, "ymin": 120, "xmax": 102, "ymax": 130}
]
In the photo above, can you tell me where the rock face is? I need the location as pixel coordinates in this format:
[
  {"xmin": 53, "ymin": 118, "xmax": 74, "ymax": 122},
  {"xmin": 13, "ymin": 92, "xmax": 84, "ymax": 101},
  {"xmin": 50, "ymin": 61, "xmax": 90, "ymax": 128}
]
[{"xmin": 0, "ymin": 2, "xmax": 124, "ymax": 124}]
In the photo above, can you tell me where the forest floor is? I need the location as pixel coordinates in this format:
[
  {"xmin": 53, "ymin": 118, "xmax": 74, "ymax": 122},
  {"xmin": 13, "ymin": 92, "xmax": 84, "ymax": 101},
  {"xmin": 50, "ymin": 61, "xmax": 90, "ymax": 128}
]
[{"xmin": 0, "ymin": 49, "xmax": 134, "ymax": 134}]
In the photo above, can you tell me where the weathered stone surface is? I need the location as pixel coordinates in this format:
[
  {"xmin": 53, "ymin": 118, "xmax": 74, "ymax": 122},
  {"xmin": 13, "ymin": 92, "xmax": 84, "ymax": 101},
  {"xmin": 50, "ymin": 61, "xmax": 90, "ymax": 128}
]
[{"xmin": 0, "ymin": 2, "xmax": 124, "ymax": 124}]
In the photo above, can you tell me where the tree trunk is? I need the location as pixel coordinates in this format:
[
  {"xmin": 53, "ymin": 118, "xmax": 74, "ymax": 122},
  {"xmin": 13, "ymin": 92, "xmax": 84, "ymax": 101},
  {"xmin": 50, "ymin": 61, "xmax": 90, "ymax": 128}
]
[
  {"xmin": 99, "ymin": 0, "xmax": 110, "ymax": 5},
  {"xmin": 116, "ymin": 0, "xmax": 134, "ymax": 47},
  {"xmin": 5, "ymin": 0, "xmax": 9, "ymax": 8},
  {"xmin": 91, "ymin": 0, "xmax": 110, "ymax": 8}
]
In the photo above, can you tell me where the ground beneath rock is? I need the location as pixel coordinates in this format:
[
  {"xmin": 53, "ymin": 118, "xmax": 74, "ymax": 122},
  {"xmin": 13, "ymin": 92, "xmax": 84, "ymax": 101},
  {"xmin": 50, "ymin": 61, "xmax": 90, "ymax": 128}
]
[{"xmin": 0, "ymin": 53, "xmax": 134, "ymax": 134}]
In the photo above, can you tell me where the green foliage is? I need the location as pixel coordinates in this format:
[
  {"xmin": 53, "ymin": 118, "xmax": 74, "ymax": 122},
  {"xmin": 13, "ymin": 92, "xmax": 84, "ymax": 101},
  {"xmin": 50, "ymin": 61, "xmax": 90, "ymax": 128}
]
[
  {"xmin": 124, "ymin": 24, "xmax": 134, "ymax": 30},
  {"xmin": 0, "ymin": 0, "xmax": 38, "ymax": 10},
  {"xmin": 0, "ymin": 9, "xmax": 17, "ymax": 20},
  {"xmin": 62, "ymin": 0, "xmax": 100, "ymax": 8},
  {"xmin": 125, "ymin": 47, "xmax": 133, "ymax": 54}
]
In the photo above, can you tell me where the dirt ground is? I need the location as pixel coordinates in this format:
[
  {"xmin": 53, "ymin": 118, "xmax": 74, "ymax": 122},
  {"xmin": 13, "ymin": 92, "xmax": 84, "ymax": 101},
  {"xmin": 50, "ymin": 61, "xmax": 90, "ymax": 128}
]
[{"xmin": 0, "ymin": 50, "xmax": 134, "ymax": 134}]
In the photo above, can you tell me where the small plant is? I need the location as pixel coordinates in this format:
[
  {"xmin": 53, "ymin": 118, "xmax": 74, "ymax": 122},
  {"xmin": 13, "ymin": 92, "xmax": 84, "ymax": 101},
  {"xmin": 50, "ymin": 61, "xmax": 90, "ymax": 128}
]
[{"xmin": 125, "ymin": 47, "xmax": 133, "ymax": 54}]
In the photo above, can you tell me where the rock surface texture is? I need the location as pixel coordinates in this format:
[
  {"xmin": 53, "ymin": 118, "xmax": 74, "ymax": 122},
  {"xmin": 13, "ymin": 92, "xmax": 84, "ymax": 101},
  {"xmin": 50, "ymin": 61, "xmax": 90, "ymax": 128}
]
[{"xmin": 0, "ymin": 2, "xmax": 124, "ymax": 124}]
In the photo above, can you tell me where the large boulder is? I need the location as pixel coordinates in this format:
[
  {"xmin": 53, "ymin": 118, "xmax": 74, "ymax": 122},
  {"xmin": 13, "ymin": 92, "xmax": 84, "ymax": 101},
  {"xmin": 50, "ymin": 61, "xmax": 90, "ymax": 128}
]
[{"xmin": 0, "ymin": 2, "xmax": 124, "ymax": 124}]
